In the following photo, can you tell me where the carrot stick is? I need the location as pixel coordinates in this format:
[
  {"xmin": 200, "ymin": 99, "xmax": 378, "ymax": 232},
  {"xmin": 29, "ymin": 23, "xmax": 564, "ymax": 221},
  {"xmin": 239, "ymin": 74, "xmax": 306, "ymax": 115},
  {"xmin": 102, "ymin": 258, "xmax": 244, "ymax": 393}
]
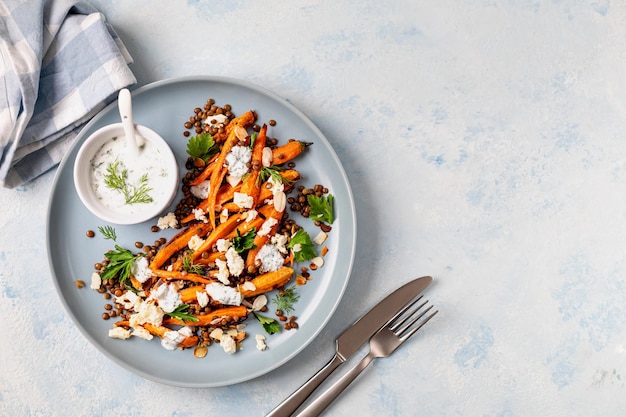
[
  {"xmin": 191, "ymin": 212, "xmax": 248, "ymax": 261},
  {"xmin": 149, "ymin": 222, "xmax": 213, "ymax": 270},
  {"xmin": 238, "ymin": 124, "xmax": 267, "ymax": 208},
  {"xmin": 179, "ymin": 285, "xmax": 207, "ymax": 304},
  {"xmin": 272, "ymin": 140, "xmax": 311, "ymax": 165},
  {"xmin": 150, "ymin": 269, "xmax": 215, "ymax": 285},
  {"xmin": 245, "ymin": 207, "xmax": 284, "ymax": 268},
  {"xmin": 181, "ymin": 183, "xmax": 240, "ymax": 224},
  {"xmin": 240, "ymin": 266, "xmax": 294, "ymax": 298},
  {"xmin": 163, "ymin": 305, "xmax": 248, "ymax": 326},
  {"xmin": 188, "ymin": 154, "xmax": 219, "ymax": 186},
  {"xmin": 207, "ymin": 110, "xmax": 256, "ymax": 227}
]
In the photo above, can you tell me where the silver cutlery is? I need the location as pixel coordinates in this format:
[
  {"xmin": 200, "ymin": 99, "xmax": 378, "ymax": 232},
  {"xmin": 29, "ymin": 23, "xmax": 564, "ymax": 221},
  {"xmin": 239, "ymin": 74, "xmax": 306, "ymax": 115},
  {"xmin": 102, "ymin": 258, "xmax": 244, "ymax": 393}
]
[
  {"xmin": 265, "ymin": 276, "xmax": 434, "ymax": 417},
  {"xmin": 295, "ymin": 297, "xmax": 438, "ymax": 417}
]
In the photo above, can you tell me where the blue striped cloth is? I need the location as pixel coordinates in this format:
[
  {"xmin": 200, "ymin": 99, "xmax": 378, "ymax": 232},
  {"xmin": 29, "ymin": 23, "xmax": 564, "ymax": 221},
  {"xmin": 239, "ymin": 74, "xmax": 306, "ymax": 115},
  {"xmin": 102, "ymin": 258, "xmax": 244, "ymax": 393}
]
[{"xmin": 0, "ymin": 0, "xmax": 136, "ymax": 188}]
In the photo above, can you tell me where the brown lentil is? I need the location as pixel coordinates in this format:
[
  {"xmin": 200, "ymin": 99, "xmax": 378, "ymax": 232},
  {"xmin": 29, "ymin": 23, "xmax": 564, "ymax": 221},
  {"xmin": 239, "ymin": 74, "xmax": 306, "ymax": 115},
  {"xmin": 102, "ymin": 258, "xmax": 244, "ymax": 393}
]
[{"xmin": 86, "ymin": 230, "xmax": 95, "ymax": 238}]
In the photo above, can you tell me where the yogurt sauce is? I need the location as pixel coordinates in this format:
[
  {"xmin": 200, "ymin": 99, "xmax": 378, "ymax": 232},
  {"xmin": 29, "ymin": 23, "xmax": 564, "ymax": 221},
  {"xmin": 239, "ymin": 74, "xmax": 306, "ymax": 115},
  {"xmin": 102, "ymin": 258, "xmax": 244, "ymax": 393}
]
[{"xmin": 90, "ymin": 135, "xmax": 172, "ymax": 216}]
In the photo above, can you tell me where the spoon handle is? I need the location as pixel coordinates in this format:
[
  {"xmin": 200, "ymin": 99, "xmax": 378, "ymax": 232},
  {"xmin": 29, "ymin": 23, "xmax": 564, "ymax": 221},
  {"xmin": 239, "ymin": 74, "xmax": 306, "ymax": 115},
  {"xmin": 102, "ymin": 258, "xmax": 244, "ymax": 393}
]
[{"xmin": 118, "ymin": 89, "xmax": 142, "ymax": 154}]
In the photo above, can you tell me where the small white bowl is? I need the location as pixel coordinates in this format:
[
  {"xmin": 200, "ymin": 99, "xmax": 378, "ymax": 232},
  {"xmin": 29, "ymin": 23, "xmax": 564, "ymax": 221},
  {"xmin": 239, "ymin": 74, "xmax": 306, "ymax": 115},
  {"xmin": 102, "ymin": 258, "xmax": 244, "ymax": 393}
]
[{"xmin": 73, "ymin": 123, "xmax": 179, "ymax": 225}]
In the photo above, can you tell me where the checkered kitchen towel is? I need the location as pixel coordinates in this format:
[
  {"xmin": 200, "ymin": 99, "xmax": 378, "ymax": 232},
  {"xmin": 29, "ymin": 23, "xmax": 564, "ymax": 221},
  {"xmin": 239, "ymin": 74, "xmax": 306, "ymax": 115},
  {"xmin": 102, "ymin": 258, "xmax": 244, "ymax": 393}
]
[{"xmin": 0, "ymin": 0, "xmax": 136, "ymax": 188}]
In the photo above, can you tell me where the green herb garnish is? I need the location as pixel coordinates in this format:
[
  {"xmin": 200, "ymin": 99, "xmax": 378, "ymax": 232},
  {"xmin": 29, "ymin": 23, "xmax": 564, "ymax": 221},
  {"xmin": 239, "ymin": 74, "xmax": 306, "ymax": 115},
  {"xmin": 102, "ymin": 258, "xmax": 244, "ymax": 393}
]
[
  {"xmin": 182, "ymin": 253, "xmax": 205, "ymax": 275},
  {"xmin": 232, "ymin": 228, "xmax": 257, "ymax": 253},
  {"xmin": 258, "ymin": 165, "xmax": 287, "ymax": 186},
  {"xmin": 254, "ymin": 312, "xmax": 281, "ymax": 335},
  {"xmin": 288, "ymin": 229, "xmax": 317, "ymax": 262},
  {"xmin": 272, "ymin": 285, "xmax": 300, "ymax": 315},
  {"xmin": 104, "ymin": 160, "xmax": 154, "ymax": 205},
  {"xmin": 167, "ymin": 304, "xmax": 199, "ymax": 323},
  {"xmin": 100, "ymin": 245, "xmax": 143, "ymax": 284},
  {"xmin": 98, "ymin": 225, "xmax": 117, "ymax": 241},
  {"xmin": 186, "ymin": 133, "xmax": 218, "ymax": 162},
  {"xmin": 307, "ymin": 194, "xmax": 334, "ymax": 224}
]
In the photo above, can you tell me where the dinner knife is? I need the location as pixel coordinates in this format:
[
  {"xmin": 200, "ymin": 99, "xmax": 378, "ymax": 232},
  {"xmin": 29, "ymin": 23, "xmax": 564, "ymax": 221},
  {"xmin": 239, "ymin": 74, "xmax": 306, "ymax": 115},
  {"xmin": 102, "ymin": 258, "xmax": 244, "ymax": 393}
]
[{"xmin": 265, "ymin": 275, "xmax": 433, "ymax": 417}]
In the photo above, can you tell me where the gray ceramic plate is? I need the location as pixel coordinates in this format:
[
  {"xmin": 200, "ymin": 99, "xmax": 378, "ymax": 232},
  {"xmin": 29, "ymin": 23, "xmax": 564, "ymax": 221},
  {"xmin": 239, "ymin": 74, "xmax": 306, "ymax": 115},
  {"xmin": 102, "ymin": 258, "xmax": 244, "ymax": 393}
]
[{"xmin": 46, "ymin": 76, "xmax": 356, "ymax": 387}]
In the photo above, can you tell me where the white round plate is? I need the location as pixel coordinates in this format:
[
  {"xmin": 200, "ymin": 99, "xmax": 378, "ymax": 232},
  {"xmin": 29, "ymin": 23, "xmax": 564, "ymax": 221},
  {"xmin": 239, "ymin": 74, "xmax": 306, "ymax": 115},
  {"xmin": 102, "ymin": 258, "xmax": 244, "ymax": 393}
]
[{"xmin": 46, "ymin": 76, "xmax": 356, "ymax": 388}]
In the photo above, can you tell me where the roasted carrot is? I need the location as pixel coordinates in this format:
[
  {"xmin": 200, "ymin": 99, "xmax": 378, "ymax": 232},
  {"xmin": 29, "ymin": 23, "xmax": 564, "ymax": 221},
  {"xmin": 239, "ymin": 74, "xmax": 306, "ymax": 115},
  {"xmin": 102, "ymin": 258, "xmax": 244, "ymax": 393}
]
[
  {"xmin": 179, "ymin": 285, "xmax": 207, "ymax": 304},
  {"xmin": 207, "ymin": 110, "xmax": 256, "ymax": 227},
  {"xmin": 272, "ymin": 140, "xmax": 311, "ymax": 165},
  {"xmin": 181, "ymin": 182, "xmax": 240, "ymax": 224},
  {"xmin": 150, "ymin": 269, "xmax": 215, "ymax": 285},
  {"xmin": 163, "ymin": 305, "xmax": 248, "ymax": 326},
  {"xmin": 191, "ymin": 212, "xmax": 248, "ymax": 261},
  {"xmin": 240, "ymin": 266, "xmax": 294, "ymax": 298},
  {"xmin": 245, "ymin": 207, "xmax": 284, "ymax": 268},
  {"xmin": 237, "ymin": 124, "xmax": 267, "ymax": 208},
  {"xmin": 114, "ymin": 321, "xmax": 199, "ymax": 348},
  {"xmin": 149, "ymin": 222, "xmax": 213, "ymax": 270},
  {"xmin": 188, "ymin": 154, "xmax": 219, "ymax": 186}
]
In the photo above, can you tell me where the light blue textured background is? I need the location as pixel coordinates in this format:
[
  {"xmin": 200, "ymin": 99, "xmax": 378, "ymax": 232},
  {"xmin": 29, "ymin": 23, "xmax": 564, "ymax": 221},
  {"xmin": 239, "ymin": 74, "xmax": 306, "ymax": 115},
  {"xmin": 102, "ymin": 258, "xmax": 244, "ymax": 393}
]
[{"xmin": 2, "ymin": 0, "xmax": 626, "ymax": 416}]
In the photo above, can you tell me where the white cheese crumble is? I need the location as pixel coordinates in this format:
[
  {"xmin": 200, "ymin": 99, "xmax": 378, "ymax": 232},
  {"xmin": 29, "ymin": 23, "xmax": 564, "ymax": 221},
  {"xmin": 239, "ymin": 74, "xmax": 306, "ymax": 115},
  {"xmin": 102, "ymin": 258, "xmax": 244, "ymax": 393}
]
[
  {"xmin": 161, "ymin": 326, "xmax": 193, "ymax": 351},
  {"xmin": 130, "ymin": 256, "xmax": 152, "ymax": 283},
  {"xmin": 241, "ymin": 281, "xmax": 256, "ymax": 292},
  {"xmin": 132, "ymin": 326, "xmax": 153, "ymax": 340},
  {"xmin": 150, "ymin": 283, "xmax": 182, "ymax": 313},
  {"xmin": 216, "ymin": 238, "xmax": 231, "ymax": 253},
  {"xmin": 206, "ymin": 282, "xmax": 243, "ymax": 306},
  {"xmin": 193, "ymin": 208, "xmax": 208, "ymax": 223},
  {"xmin": 190, "ymin": 180, "xmax": 211, "ymax": 199},
  {"xmin": 215, "ymin": 258, "xmax": 230, "ymax": 284},
  {"xmin": 271, "ymin": 233, "xmax": 289, "ymax": 254},
  {"xmin": 220, "ymin": 333, "xmax": 237, "ymax": 354},
  {"xmin": 255, "ymin": 244, "xmax": 284, "ymax": 273},
  {"xmin": 255, "ymin": 334, "xmax": 268, "ymax": 351},
  {"xmin": 258, "ymin": 216, "xmax": 278, "ymax": 236},
  {"xmin": 157, "ymin": 212, "xmax": 178, "ymax": 230},
  {"xmin": 129, "ymin": 300, "xmax": 164, "ymax": 328},
  {"xmin": 115, "ymin": 291, "xmax": 142, "ymax": 311},
  {"xmin": 109, "ymin": 327, "xmax": 132, "ymax": 340},
  {"xmin": 246, "ymin": 209, "xmax": 258, "ymax": 222},
  {"xmin": 225, "ymin": 247, "xmax": 245, "ymax": 277},
  {"xmin": 188, "ymin": 234, "xmax": 205, "ymax": 251},
  {"xmin": 233, "ymin": 192, "xmax": 254, "ymax": 209},
  {"xmin": 90, "ymin": 272, "xmax": 101, "ymax": 290},
  {"xmin": 226, "ymin": 145, "xmax": 252, "ymax": 179}
]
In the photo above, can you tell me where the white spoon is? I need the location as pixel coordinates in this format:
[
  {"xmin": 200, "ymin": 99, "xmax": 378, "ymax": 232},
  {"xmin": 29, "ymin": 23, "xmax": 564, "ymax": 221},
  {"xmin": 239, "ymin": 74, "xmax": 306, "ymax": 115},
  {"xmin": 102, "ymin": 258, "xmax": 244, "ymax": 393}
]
[{"xmin": 118, "ymin": 88, "xmax": 145, "ymax": 156}]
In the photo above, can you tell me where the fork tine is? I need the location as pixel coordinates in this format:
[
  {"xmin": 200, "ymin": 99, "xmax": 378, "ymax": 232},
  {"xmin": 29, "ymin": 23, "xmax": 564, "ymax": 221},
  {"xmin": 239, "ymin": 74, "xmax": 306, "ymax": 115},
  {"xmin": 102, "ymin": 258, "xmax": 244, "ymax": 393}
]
[
  {"xmin": 398, "ymin": 306, "xmax": 438, "ymax": 342},
  {"xmin": 389, "ymin": 299, "xmax": 429, "ymax": 333}
]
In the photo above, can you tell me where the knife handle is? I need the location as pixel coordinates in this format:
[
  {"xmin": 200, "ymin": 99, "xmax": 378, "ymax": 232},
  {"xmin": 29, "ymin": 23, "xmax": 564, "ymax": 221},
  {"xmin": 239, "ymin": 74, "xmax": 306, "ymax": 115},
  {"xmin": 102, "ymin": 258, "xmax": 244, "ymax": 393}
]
[{"xmin": 266, "ymin": 353, "xmax": 344, "ymax": 417}]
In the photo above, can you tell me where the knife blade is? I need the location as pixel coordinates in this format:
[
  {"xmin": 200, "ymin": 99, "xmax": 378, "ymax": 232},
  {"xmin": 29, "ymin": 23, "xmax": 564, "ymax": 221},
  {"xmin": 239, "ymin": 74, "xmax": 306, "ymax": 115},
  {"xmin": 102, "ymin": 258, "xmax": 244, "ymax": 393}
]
[{"xmin": 265, "ymin": 275, "xmax": 433, "ymax": 417}]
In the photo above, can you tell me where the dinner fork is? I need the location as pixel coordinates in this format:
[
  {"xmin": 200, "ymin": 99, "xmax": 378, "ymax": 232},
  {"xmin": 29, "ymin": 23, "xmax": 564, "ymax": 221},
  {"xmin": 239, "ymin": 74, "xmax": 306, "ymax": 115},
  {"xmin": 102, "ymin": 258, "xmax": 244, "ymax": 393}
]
[{"xmin": 294, "ymin": 297, "xmax": 438, "ymax": 417}]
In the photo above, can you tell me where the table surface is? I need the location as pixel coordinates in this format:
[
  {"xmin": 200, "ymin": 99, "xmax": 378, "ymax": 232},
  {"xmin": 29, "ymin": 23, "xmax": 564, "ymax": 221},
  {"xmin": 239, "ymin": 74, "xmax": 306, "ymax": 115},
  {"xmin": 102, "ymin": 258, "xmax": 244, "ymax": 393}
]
[{"xmin": 2, "ymin": 1, "xmax": 626, "ymax": 416}]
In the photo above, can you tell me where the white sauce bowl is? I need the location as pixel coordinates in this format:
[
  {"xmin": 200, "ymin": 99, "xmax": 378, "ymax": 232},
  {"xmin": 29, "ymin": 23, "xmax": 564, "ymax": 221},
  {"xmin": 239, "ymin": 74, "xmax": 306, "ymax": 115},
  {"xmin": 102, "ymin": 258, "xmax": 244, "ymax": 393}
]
[{"xmin": 73, "ymin": 123, "xmax": 179, "ymax": 225}]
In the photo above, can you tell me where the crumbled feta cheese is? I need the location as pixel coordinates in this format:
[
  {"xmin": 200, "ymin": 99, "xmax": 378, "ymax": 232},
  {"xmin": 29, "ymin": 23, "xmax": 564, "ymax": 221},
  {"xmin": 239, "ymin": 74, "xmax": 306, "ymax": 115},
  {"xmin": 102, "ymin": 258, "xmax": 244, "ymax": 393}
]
[
  {"xmin": 206, "ymin": 282, "xmax": 243, "ymax": 306},
  {"xmin": 190, "ymin": 180, "xmax": 211, "ymax": 199},
  {"xmin": 268, "ymin": 175, "xmax": 284, "ymax": 194},
  {"xmin": 157, "ymin": 212, "xmax": 178, "ymax": 230},
  {"xmin": 129, "ymin": 300, "xmax": 164, "ymax": 328},
  {"xmin": 255, "ymin": 244, "xmax": 284, "ymax": 273},
  {"xmin": 131, "ymin": 256, "xmax": 152, "ymax": 283},
  {"xmin": 258, "ymin": 216, "xmax": 278, "ymax": 236},
  {"xmin": 90, "ymin": 272, "xmax": 101, "ymax": 290},
  {"xmin": 188, "ymin": 234, "xmax": 205, "ymax": 251},
  {"xmin": 150, "ymin": 283, "xmax": 182, "ymax": 313},
  {"xmin": 109, "ymin": 327, "xmax": 132, "ymax": 340},
  {"xmin": 255, "ymin": 334, "xmax": 268, "ymax": 351},
  {"xmin": 220, "ymin": 333, "xmax": 237, "ymax": 354},
  {"xmin": 233, "ymin": 192, "xmax": 254, "ymax": 209},
  {"xmin": 313, "ymin": 231, "xmax": 328, "ymax": 245},
  {"xmin": 225, "ymin": 247, "xmax": 244, "ymax": 277},
  {"xmin": 271, "ymin": 233, "xmax": 289, "ymax": 254},
  {"xmin": 215, "ymin": 258, "xmax": 230, "ymax": 284},
  {"xmin": 193, "ymin": 208, "xmax": 208, "ymax": 223},
  {"xmin": 220, "ymin": 208, "xmax": 229, "ymax": 223},
  {"xmin": 226, "ymin": 145, "xmax": 252, "ymax": 178},
  {"xmin": 196, "ymin": 291, "xmax": 209, "ymax": 308},
  {"xmin": 115, "ymin": 291, "xmax": 142, "ymax": 310},
  {"xmin": 242, "ymin": 281, "xmax": 256, "ymax": 292},
  {"xmin": 216, "ymin": 238, "xmax": 231, "ymax": 252},
  {"xmin": 161, "ymin": 330, "xmax": 185, "ymax": 350},
  {"xmin": 132, "ymin": 327, "xmax": 153, "ymax": 340},
  {"xmin": 246, "ymin": 209, "xmax": 258, "ymax": 222}
]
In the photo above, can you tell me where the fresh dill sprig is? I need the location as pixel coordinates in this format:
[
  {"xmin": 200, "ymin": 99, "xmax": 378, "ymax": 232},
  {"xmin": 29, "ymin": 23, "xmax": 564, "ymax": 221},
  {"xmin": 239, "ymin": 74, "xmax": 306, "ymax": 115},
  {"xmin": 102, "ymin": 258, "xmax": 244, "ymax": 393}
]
[
  {"xmin": 167, "ymin": 304, "xmax": 199, "ymax": 323},
  {"xmin": 182, "ymin": 253, "xmax": 205, "ymax": 275},
  {"xmin": 258, "ymin": 165, "xmax": 287, "ymax": 186},
  {"xmin": 104, "ymin": 160, "xmax": 154, "ymax": 205},
  {"xmin": 272, "ymin": 285, "xmax": 300, "ymax": 315},
  {"xmin": 98, "ymin": 225, "xmax": 117, "ymax": 241}
]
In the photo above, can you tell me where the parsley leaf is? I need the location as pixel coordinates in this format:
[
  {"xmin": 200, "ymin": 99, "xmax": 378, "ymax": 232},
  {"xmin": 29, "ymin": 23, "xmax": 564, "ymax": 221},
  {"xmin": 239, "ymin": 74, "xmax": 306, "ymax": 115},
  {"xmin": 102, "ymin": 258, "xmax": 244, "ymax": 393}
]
[
  {"xmin": 272, "ymin": 286, "xmax": 300, "ymax": 315},
  {"xmin": 101, "ymin": 245, "xmax": 142, "ymax": 284},
  {"xmin": 186, "ymin": 133, "xmax": 218, "ymax": 162},
  {"xmin": 232, "ymin": 228, "xmax": 257, "ymax": 253},
  {"xmin": 307, "ymin": 194, "xmax": 334, "ymax": 224},
  {"xmin": 167, "ymin": 304, "xmax": 199, "ymax": 323},
  {"xmin": 288, "ymin": 229, "xmax": 317, "ymax": 262},
  {"xmin": 254, "ymin": 312, "xmax": 281, "ymax": 335}
]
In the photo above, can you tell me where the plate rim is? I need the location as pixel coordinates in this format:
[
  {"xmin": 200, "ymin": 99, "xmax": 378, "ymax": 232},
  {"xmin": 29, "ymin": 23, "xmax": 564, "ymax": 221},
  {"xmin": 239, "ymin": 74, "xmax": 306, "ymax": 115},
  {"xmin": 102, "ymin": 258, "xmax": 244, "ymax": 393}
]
[{"xmin": 45, "ymin": 75, "xmax": 357, "ymax": 387}]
